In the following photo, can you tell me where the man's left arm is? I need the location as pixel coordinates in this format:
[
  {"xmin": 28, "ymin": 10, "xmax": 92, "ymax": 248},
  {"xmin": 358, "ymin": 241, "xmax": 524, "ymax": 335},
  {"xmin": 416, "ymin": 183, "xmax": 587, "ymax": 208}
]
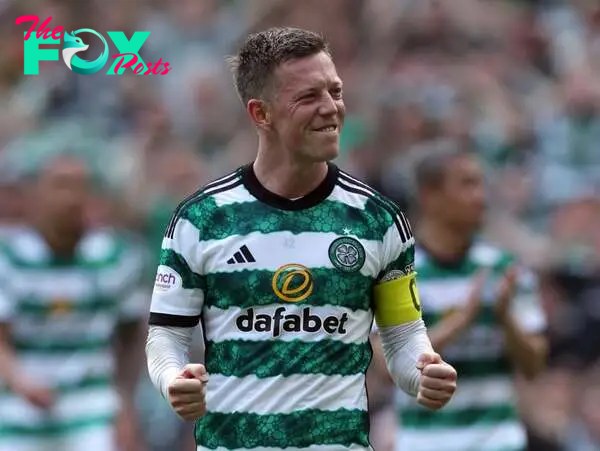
[
  {"xmin": 496, "ymin": 267, "xmax": 548, "ymax": 379},
  {"xmin": 112, "ymin": 245, "xmax": 149, "ymax": 449},
  {"xmin": 374, "ymin": 211, "xmax": 456, "ymax": 409},
  {"xmin": 500, "ymin": 319, "xmax": 547, "ymax": 380},
  {"xmin": 114, "ymin": 319, "xmax": 145, "ymax": 451},
  {"xmin": 114, "ymin": 321, "xmax": 145, "ymax": 408}
]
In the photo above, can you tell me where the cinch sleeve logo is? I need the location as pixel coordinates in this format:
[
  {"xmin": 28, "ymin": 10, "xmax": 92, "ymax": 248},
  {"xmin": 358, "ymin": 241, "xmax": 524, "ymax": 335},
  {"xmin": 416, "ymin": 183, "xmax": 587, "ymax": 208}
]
[
  {"xmin": 154, "ymin": 266, "xmax": 182, "ymax": 292},
  {"xmin": 15, "ymin": 15, "xmax": 172, "ymax": 75}
]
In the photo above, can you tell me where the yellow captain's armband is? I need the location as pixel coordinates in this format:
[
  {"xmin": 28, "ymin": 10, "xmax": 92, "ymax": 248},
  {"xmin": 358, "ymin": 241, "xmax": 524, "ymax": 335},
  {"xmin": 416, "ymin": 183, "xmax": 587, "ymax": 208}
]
[{"xmin": 373, "ymin": 272, "xmax": 422, "ymax": 327}]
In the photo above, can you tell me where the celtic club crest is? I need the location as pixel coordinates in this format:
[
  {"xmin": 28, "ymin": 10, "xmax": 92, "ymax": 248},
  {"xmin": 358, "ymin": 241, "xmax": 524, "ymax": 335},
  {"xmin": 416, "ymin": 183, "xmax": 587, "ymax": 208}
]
[{"xmin": 328, "ymin": 236, "xmax": 366, "ymax": 272}]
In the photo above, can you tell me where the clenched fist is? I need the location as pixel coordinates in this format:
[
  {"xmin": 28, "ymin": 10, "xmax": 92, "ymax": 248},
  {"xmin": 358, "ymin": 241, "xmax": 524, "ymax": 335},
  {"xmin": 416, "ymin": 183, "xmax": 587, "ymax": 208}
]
[
  {"xmin": 167, "ymin": 364, "xmax": 208, "ymax": 420},
  {"xmin": 416, "ymin": 352, "xmax": 457, "ymax": 410}
]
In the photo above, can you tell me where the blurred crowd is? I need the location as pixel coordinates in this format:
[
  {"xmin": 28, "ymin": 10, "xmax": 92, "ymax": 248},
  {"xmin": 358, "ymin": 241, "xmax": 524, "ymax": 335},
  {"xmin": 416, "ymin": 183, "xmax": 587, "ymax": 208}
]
[{"xmin": 1, "ymin": 0, "xmax": 600, "ymax": 450}]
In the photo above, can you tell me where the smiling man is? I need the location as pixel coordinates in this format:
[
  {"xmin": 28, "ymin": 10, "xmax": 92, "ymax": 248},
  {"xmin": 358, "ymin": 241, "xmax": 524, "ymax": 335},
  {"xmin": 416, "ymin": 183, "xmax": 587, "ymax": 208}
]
[{"xmin": 145, "ymin": 27, "xmax": 457, "ymax": 451}]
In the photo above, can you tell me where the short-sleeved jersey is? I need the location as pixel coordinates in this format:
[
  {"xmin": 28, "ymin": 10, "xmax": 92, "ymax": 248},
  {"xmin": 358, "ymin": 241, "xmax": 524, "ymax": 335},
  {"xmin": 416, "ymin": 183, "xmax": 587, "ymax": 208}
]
[
  {"xmin": 396, "ymin": 242, "xmax": 546, "ymax": 451},
  {"xmin": 149, "ymin": 163, "xmax": 416, "ymax": 451},
  {"xmin": 0, "ymin": 227, "xmax": 147, "ymax": 440}
]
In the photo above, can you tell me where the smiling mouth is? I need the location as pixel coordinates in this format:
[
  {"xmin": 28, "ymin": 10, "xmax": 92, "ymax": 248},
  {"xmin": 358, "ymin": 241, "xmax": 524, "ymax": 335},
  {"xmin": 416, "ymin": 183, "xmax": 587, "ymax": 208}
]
[{"xmin": 313, "ymin": 125, "xmax": 338, "ymax": 132}]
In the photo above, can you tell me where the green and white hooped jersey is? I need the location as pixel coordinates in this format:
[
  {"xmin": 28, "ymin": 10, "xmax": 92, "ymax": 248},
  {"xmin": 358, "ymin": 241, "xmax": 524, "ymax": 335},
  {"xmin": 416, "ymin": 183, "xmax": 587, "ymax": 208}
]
[
  {"xmin": 0, "ymin": 227, "xmax": 147, "ymax": 441},
  {"xmin": 396, "ymin": 242, "xmax": 546, "ymax": 451},
  {"xmin": 149, "ymin": 163, "xmax": 416, "ymax": 451}
]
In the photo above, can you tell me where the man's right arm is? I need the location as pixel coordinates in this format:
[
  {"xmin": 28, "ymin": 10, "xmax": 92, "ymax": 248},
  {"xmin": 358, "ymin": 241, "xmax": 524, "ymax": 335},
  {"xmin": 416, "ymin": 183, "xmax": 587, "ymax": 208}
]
[
  {"xmin": 0, "ymin": 324, "xmax": 18, "ymax": 389},
  {"xmin": 0, "ymin": 251, "xmax": 20, "ymax": 390},
  {"xmin": 426, "ymin": 270, "xmax": 486, "ymax": 352},
  {"xmin": 145, "ymin": 211, "xmax": 206, "ymax": 401},
  {"xmin": 0, "ymin": 252, "xmax": 54, "ymax": 408}
]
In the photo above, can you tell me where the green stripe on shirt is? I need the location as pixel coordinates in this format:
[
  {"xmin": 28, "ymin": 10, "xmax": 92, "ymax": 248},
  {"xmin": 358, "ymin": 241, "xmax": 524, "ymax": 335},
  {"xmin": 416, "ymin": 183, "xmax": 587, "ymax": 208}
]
[
  {"xmin": 195, "ymin": 409, "xmax": 369, "ymax": 449},
  {"xmin": 205, "ymin": 339, "xmax": 371, "ymax": 378}
]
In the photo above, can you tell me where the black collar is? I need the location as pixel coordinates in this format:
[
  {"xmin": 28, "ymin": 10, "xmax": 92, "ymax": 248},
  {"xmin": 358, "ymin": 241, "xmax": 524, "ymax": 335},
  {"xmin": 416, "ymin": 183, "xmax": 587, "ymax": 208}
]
[
  {"xmin": 242, "ymin": 162, "xmax": 338, "ymax": 211},
  {"xmin": 418, "ymin": 240, "xmax": 473, "ymax": 270}
]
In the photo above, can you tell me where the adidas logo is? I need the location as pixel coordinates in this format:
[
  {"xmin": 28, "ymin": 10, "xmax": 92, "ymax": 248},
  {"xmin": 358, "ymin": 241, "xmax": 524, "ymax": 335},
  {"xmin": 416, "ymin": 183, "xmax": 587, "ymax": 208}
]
[{"xmin": 227, "ymin": 245, "xmax": 256, "ymax": 265}]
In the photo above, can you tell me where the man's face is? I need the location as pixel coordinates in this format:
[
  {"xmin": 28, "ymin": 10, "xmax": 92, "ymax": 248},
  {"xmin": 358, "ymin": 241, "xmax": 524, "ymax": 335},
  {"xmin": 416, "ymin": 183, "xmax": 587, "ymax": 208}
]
[
  {"xmin": 34, "ymin": 156, "xmax": 91, "ymax": 233},
  {"xmin": 264, "ymin": 51, "xmax": 345, "ymax": 163},
  {"xmin": 430, "ymin": 155, "xmax": 486, "ymax": 230}
]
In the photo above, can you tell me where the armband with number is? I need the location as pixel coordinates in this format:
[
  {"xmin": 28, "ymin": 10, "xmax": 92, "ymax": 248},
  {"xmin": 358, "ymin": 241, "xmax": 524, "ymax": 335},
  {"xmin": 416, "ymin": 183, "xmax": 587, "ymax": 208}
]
[{"xmin": 373, "ymin": 272, "xmax": 422, "ymax": 327}]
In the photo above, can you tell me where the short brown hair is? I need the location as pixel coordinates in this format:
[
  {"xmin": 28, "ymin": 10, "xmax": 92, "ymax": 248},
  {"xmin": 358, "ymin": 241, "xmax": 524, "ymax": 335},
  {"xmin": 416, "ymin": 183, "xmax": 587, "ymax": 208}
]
[
  {"xmin": 227, "ymin": 27, "xmax": 329, "ymax": 105},
  {"xmin": 414, "ymin": 140, "xmax": 476, "ymax": 191}
]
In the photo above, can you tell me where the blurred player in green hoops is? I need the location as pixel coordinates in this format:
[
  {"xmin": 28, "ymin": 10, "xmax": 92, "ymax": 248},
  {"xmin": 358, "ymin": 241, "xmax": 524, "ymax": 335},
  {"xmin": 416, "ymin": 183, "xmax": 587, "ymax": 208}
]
[
  {"xmin": 0, "ymin": 153, "xmax": 147, "ymax": 451},
  {"xmin": 389, "ymin": 144, "xmax": 548, "ymax": 451}
]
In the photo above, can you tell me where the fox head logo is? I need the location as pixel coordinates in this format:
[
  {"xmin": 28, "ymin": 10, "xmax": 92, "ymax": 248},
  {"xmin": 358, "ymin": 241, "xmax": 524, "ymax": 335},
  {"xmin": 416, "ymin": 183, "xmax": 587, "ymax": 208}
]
[
  {"xmin": 62, "ymin": 31, "xmax": 88, "ymax": 69},
  {"xmin": 61, "ymin": 29, "xmax": 108, "ymax": 75}
]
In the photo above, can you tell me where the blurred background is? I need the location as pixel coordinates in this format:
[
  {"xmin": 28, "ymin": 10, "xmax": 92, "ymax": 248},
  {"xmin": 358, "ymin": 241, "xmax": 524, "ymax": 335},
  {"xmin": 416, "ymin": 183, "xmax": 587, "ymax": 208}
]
[{"xmin": 1, "ymin": 0, "xmax": 600, "ymax": 450}]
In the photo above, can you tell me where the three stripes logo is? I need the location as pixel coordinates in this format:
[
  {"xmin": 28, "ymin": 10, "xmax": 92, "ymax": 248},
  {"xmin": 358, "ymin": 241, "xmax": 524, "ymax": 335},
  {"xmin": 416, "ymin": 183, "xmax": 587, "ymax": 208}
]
[{"xmin": 227, "ymin": 245, "xmax": 256, "ymax": 265}]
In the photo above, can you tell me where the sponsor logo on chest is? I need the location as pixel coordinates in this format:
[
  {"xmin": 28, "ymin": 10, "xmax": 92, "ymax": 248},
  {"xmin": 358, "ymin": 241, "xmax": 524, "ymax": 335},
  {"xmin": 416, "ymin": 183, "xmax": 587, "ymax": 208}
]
[
  {"xmin": 234, "ymin": 262, "xmax": 351, "ymax": 337},
  {"xmin": 237, "ymin": 307, "xmax": 348, "ymax": 338}
]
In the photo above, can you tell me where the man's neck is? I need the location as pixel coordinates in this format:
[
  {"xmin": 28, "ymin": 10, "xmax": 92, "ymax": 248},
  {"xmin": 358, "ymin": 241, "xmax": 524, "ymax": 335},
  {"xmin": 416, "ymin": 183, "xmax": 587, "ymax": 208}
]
[
  {"xmin": 253, "ymin": 147, "xmax": 329, "ymax": 199},
  {"xmin": 34, "ymin": 221, "xmax": 81, "ymax": 259},
  {"xmin": 417, "ymin": 217, "xmax": 473, "ymax": 263}
]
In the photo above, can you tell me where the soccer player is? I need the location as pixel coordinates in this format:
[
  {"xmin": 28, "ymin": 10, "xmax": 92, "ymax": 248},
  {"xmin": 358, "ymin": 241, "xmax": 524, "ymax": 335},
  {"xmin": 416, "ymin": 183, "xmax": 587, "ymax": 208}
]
[
  {"xmin": 0, "ymin": 154, "xmax": 147, "ymax": 451},
  {"xmin": 145, "ymin": 27, "xmax": 457, "ymax": 451},
  {"xmin": 391, "ymin": 145, "xmax": 547, "ymax": 450}
]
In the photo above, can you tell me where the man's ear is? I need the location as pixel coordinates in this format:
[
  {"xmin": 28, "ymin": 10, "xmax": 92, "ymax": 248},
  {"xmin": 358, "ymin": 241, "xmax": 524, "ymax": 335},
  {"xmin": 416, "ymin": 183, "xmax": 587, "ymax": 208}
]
[{"xmin": 247, "ymin": 99, "xmax": 271, "ymax": 129}]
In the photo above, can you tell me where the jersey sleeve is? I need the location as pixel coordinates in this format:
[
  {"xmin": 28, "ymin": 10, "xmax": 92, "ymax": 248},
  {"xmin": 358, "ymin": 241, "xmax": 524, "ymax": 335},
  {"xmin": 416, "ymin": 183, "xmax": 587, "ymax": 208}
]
[
  {"xmin": 148, "ymin": 210, "xmax": 205, "ymax": 328},
  {"xmin": 373, "ymin": 209, "xmax": 422, "ymax": 328}
]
